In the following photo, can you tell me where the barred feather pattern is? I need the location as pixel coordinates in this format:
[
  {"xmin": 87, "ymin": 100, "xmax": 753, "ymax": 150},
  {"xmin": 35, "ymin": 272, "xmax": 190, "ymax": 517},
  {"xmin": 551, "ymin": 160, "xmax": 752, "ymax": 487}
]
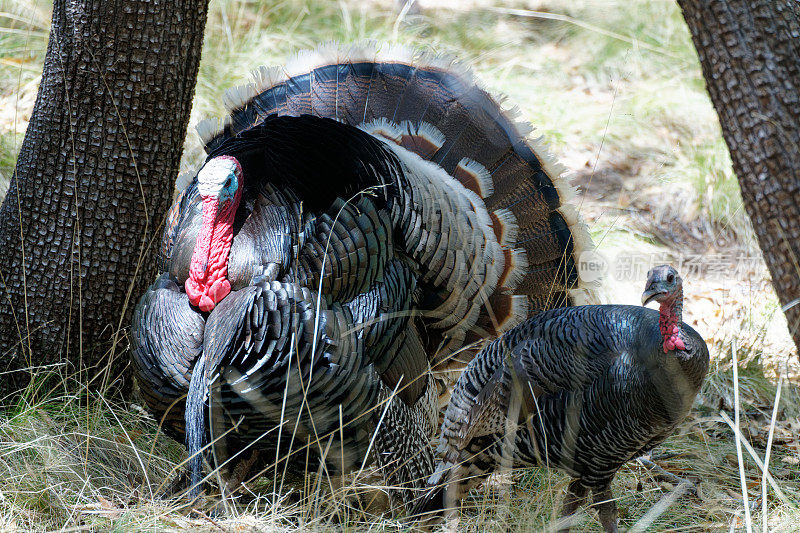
[
  {"xmin": 133, "ymin": 260, "xmax": 432, "ymax": 485},
  {"xmin": 206, "ymin": 262, "xmax": 439, "ymax": 489},
  {"xmin": 416, "ymin": 304, "xmax": 709, "ymax": 519},
  {"xmin": 295, "ymin": 196, "xmax": 394, "ymax": 304},
  {"xmin": 134, "ymin": 44, "xmax": 597, "ymax": 507},
  {"xmin": 199, "ymin": 43, "xmax": 595, "ymax": 335}
]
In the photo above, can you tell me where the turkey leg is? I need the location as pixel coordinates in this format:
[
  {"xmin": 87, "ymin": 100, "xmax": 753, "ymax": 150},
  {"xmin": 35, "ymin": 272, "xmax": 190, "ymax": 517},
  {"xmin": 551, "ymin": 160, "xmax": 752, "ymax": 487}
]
[
  {"xmin": 591, "ymin": 485, "xmax": 619, "ymax": 533},
  {"xmin": 224, "ymin": 448, "xmax": 262, "ymax": 495},
  {"xmin": 558, "ymin": 479, "xmax": 588, "ymax": 532}
]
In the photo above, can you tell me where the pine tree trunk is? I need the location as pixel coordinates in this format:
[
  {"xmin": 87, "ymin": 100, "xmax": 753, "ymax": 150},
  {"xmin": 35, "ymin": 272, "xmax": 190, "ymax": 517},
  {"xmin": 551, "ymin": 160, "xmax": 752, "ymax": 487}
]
[
  {"xmin": 0, "ymin": 0, "xmax": 209, "ymax": 397},
  {"xmin": 679, "ymin": 0, "xmax": 800, "ymax": 353}
]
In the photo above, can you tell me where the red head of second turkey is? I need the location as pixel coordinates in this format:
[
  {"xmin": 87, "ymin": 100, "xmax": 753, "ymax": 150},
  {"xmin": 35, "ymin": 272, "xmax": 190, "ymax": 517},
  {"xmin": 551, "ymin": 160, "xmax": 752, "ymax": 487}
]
[{"xmin": 130, "ymin": 43, "xmax": 597, "ymax": 506}]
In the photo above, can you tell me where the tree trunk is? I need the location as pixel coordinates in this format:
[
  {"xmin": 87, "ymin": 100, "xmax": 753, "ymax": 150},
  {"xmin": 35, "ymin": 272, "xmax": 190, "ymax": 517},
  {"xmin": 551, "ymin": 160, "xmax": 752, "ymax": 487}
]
[
  {"xmin": 679, "ymin": 0, "xmax": 800, "ymax": 353},
  {"xmin": 0, "ymin": 0, "xmax": 209, "ymax": 397}
]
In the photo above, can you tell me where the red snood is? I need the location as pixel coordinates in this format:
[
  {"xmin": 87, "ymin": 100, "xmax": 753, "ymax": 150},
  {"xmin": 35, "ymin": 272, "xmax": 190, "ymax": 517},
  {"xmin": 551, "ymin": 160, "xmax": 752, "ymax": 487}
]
[{"xmin": 185, "ymin": 187, "xmax": 241, "ymax": 312}]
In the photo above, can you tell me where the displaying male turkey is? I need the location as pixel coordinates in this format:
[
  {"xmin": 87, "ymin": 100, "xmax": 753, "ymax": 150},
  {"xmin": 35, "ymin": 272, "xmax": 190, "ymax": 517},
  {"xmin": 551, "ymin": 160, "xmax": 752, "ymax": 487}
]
[
  {"xmin": 130, "ymin": 44, "xmax": 596, "ymax": 506},
  {"xmin": 413, "ymin": 265, "xmax": 709, "ymax": 531}
]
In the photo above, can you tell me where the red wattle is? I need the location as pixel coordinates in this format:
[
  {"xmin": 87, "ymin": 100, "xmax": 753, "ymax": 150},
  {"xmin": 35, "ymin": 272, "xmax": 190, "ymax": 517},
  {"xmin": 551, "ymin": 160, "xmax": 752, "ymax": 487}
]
[
  {"xmin": 658, "ymin": 299, "xmax": 685, "ymax": 353},
  {"xmin": 209, "ymin": 278, "xmax": 232, "ymax": 303},
  {"xmin": 186, "ymin": 184, "xmax": 241, "ymax": 311}
]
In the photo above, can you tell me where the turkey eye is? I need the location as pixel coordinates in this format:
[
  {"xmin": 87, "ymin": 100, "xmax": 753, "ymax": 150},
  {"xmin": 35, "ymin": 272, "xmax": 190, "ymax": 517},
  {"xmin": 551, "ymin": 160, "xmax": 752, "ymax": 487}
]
[
  {"xmin": 224, "ymin": 178, "xmax": 232, "ymax": 188},
  {"xmin": 667, "ymin": 273, "xmax": 674, "ymax": 283}
]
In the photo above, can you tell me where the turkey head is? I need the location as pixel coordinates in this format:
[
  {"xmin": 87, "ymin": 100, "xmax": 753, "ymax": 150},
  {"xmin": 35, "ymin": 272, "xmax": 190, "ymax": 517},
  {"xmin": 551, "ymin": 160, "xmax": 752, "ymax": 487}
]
[
  {"xmin": 184, "ymin": 156, "xmax": 243, "ymax": 312},
  {"xmin": 642, "ymin": 264, "xmax": 686, "ymax": 352}
]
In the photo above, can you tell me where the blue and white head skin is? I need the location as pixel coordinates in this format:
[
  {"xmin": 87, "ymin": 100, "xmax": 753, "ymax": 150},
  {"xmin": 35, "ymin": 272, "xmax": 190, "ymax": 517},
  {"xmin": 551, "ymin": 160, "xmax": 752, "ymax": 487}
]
[{"xmin": 197, "ymin": 155, "xmax": 242, "ymax": 207}]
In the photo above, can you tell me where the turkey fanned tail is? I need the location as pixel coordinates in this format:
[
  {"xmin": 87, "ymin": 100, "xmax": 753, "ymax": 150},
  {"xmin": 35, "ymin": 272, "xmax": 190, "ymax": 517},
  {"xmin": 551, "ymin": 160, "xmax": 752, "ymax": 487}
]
[
  {"xmin": 198, "ymin": 44, "xmax": 598, "ymax": 358},
  {"xmin": 133, "ymin": 43, "xmax": 599, "ymax": 509}
]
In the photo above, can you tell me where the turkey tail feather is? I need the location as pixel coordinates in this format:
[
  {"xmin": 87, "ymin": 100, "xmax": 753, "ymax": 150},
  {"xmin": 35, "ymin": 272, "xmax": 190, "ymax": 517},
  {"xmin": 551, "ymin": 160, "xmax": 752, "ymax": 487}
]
[
  {"xmin": 196, "ymin": 44, "xmax": 597, "ymax": 390},
  {"xmin": 198, "ymin": 43, "xmax": 594, "ymax": 313}
]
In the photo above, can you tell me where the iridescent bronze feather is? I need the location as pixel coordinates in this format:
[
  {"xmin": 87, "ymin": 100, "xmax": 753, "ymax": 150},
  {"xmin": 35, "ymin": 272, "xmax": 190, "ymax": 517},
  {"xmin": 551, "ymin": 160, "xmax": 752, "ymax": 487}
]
[{"xmin": 132, "ymin": 43, "xmax": 596, "ymax": 507}]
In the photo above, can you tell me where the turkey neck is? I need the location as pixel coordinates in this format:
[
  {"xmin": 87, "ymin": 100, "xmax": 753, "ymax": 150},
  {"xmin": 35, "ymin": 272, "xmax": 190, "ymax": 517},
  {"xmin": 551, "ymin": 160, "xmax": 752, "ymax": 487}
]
[
  {"xmin": 658, "ymin": 287, "xmax": 685, "ymax": 353},
  {"xmin": 186, "ymin": 188, "xmax": 242, "ymax": 312},
  {"xmin": 652, "ymin": 286, "xmax": 708, "ymax": 419}
]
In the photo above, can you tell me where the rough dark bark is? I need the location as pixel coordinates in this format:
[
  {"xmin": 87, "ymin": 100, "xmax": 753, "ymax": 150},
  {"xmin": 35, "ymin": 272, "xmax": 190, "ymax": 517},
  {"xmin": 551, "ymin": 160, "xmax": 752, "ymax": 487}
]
[
  {"xmin": 679, "ymin": 0, "xmax": 800, "ymax": 353},
  {"xmin": 0, "ymin": 0, "xmax": 209, "ymax": 397}
]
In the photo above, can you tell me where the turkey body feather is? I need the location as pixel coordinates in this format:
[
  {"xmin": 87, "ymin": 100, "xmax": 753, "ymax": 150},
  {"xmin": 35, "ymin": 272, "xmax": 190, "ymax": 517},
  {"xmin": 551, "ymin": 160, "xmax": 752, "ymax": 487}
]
[
  {"xmin": 415, "ymin": 267, "xmax": 709, "ymax": 531},
  {"xmin": 442, "ymin": 306, "xmax": 707, "ymax": 480},
  {"xmin": 131, "ymin": 43, "xmax": 596, "ymax": 506}
]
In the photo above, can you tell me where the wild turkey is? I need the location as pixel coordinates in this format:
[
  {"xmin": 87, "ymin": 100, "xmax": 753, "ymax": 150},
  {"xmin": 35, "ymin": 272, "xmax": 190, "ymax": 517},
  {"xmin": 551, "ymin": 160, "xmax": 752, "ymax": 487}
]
[
  {"xmin": 130, "ymin": 44, "xmax": 596, "ymax": 505},
  {"xmin": 414, "ymin": 265, "xmax": 709, "ymax": 531}
]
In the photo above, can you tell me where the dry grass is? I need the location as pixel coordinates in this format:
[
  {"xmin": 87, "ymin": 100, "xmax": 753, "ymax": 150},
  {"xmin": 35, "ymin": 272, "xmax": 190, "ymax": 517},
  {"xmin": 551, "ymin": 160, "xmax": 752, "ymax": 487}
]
[
  {"xmin": 2, "ymin": 356, "xmax": 799, "ymax": 532},
  {"xmin": 1, "ymin": 0, "xmax": 799, "ymax": 531}
]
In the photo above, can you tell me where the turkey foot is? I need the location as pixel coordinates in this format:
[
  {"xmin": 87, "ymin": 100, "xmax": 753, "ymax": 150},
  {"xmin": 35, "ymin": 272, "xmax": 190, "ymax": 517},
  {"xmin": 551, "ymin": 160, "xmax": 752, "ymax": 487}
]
[
  {"xmin": 635, "ymin": 457, "xmax": 698, "ymax": 496},
  {"xmin": 557, "ymin": 479, "xmax": 588, "ymax": 532},
  {"xmin": 223, "ymin": 448, "xmax": 261, "ymax": 496},
  {"xmin": 204, "ymin": 449, "xmax": 263, "ymax": 518},
  {"xmin": 591, "ymin": 485, "xmax": 619, "ymax": 533}
]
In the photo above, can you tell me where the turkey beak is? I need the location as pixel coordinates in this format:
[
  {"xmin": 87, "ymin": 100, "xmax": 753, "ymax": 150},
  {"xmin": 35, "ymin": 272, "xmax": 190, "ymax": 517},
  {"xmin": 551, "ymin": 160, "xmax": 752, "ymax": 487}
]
[{"xmin": 641, "ymin": 284, "xmax": 666, "ymax": 306}]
